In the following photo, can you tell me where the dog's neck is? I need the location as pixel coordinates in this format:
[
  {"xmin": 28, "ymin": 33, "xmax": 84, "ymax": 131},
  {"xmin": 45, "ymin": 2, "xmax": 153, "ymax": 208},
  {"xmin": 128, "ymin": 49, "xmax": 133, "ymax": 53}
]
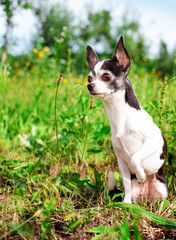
[
  {"xmin": 103, "ymin": 90, "xmax": 128, "ymax": 133},
  {"xmin": 103, "ymin": 89, "xmax": 126, "ymax": 108}
]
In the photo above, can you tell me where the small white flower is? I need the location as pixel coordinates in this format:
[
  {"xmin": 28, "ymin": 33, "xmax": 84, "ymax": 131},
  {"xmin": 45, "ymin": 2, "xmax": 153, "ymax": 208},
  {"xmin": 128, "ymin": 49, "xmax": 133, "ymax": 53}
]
[{"xmin": 18, "ymin": 134, "xmax": 31, "ymax": 148}]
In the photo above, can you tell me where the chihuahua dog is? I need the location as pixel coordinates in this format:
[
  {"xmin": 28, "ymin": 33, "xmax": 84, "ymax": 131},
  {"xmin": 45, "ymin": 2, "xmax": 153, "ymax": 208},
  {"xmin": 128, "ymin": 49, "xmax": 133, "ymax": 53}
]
[{"xmin": 86, "ymin": 36, "xmax": 168, "ymax": 203}]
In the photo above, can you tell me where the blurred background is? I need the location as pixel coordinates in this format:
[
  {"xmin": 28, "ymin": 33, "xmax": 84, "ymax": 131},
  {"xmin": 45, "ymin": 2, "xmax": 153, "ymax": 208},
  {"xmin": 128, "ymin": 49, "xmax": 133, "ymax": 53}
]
[{"xmin": 0, "ymin": 0, "xmax": 176, "ymax": 76}]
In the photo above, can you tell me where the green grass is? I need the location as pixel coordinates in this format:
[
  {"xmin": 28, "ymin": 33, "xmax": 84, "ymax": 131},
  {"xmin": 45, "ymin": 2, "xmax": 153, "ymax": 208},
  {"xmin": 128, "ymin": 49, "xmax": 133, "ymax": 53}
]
[{"xmin": 0, "ymin": 52, "xmax": 176, "ymax": 239}]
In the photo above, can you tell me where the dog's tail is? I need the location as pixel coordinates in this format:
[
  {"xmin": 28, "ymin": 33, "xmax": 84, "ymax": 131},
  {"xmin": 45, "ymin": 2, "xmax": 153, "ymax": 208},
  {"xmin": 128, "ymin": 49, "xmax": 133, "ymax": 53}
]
[{"xmin": 108, "ymin": 171, "xmax": 122, "ymax": 200}]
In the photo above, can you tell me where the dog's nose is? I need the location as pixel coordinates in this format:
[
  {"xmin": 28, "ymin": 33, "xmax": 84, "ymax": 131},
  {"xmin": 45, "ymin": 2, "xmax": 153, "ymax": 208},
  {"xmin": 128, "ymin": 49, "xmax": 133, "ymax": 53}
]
[{"xmin": 87, "ymin": 83, "xmax": 94, "ymax": 91}]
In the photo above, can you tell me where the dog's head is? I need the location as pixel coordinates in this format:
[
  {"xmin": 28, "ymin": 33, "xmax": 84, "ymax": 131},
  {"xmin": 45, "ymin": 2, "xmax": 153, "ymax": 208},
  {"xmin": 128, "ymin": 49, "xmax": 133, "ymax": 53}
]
[{"xmin": 86, "ymin": 36, "xmax": 130, "ymax": 98}]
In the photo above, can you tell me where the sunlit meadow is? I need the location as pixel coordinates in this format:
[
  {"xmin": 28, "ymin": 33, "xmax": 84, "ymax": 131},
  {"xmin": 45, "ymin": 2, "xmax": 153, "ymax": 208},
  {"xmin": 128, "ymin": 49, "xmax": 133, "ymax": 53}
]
[{"xmin": 0, "ymin": 42, "xmax": 176, "ymax": 239}]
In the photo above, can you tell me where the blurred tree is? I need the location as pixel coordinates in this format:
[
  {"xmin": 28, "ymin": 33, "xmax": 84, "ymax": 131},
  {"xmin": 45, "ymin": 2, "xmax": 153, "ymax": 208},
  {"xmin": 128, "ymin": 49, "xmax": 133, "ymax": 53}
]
[
  {"xmin": 74, "ymin": 12, "xmax": 149, "ymax": 72},
  {"xmin": 33, "ymin": 2, "xmax": 74, "ymax": 60},
  {"xmin": 80, "ymin": 10, "xmax": 112, "ymax": 44},
  {"xmin": 0, "ymin": 0, "xmax": 31, "ymax": 63},
  {"xmin": 155, "ymin": 40, "xmax": 176, "ymax": 76},
  {"xmin": 71, "ymin": 10, "xmax": 112, "ymax": 72},
  {"xmin": 116, "ymin": 17, "xmax": 149, "ymax": 64}
]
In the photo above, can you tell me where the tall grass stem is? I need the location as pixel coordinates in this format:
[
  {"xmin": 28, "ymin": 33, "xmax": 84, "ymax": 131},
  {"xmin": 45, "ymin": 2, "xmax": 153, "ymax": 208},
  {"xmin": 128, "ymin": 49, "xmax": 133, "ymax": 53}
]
[{"xmin": 55, "ymin": 74, "xmax": 63, "ymax": 152}]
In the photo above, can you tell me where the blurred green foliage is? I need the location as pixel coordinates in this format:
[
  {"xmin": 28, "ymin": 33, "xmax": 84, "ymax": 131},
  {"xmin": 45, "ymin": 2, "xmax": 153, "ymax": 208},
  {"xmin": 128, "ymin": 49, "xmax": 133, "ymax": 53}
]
[{"xmin": 0, "ymin": 0, "xmax": 176, "ymax": 76}]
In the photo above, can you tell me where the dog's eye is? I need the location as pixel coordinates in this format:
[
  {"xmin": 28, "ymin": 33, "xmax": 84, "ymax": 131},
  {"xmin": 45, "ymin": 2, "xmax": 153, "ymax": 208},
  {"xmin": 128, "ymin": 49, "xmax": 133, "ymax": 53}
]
[
  {"xmin": 88, "ymin": 76, "xmax": 93, "ymax": 83},
  {"xmin": 102, "ymin": 73, "xmax": 111, "ymax": 81}
]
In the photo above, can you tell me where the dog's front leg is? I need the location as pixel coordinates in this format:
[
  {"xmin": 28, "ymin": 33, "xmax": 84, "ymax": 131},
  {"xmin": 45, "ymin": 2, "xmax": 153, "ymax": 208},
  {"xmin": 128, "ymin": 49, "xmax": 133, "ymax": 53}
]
[
  {"xmin": 131, "ymin": 139, "xmax": 161, "ymax": 182},
  {"xmin": 118, "ymin": 159, "xmax": 132, "ymax": 203}
]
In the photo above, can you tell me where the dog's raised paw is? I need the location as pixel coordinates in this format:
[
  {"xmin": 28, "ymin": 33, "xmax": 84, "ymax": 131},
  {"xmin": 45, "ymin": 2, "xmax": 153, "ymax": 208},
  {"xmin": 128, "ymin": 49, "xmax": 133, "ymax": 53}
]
[{"xmin": 136, "ymin": 170, "xmax": 146, "ymax": 183}]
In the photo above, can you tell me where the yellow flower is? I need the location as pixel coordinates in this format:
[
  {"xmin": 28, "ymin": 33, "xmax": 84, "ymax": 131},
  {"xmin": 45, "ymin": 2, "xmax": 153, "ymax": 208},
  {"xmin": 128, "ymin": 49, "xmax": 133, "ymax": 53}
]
[
  {"xmin": 164, "ymin": 76, "xmax": 168, "ymax": 81},
  {"xmin": 40, "ymin": 78, "xmax": 44, "ymax": 83},
  {"xmin": 143, "ymin": 56, "xmax": 147, "ymax": 62},
  {"xmin": 38, "ymin": 51, "xmax": 44, "ymax": 58},
  {"xmin": 77, "ymin": 78, "xmax": 82, "ymax": 83},
  {"xmin": 33, "ymin": 48, "xmax": 38, "ymax": 54},
  {"xmin": 44, "ymin": 46, "xmax": 50, "ymax": 52},
  {"xmin": 63, "ymin": 79, "xmax": 68, "ymax": 83},
  {"xmin": 25, "ymin": 61, "xmax": 30, "ymax": 67}
]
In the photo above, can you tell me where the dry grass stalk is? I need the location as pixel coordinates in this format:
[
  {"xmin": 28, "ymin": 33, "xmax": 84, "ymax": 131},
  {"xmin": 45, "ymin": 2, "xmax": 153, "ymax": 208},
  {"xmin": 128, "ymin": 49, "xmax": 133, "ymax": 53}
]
[{"xmin": 57, "ymin": 73, "xmax": 63, "ymax": 86}]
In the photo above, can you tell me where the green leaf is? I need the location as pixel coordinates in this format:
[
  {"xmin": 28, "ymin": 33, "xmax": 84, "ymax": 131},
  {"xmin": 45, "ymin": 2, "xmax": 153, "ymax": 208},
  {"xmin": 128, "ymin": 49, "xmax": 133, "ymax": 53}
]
[
  {"xmin": 110, "ymin": 202, "xmax": 176, "ymax": 229},
  {"xmin": 163, "ymin": 199, "xmax": 170, "ymax": 208},
  {"xmin": 99, "ymin": 126, "xmax": 110, "ymax": 135},
  {"xmin": 67, "ymin": 216, "xmax": 87, "ymax": 232},
  {"xmin": 33, "ymin": 159, "xmax": 42, "ymax": 172},
  {"xmin": 86, "ymin": 226, "xmax": 106, "ymax": 233},
  {"xmin": 112, "ymin": 193, "xmax": 124, "ymax": 201},
  {"xmin": 86, "ymin": 225, "xmax": 120, "ymax": 234},
  {"xmin": 91, "ymin": 233, "xmax": 108, "ymax": 240},
  {"xmin": 94, "ymin": 126, "xmax": 111, "ymax": 139},
  {"xmin": 134, "ymin": 222, "xmax": 143, "ymax": 240},
  {"xmin": 106, "ymin": 188, "xmax": 110, "ymax": 204},
  {"xmin": 27, "ymin": 160, "xmax": 33, "ymax": 175},
  {"xmin": 120, "ymin": 219, "xmax": 130, "ymax": 240},
  {"xmin": 93, "ymin": 165, "xmax": 104, "ymax": 190},
  {"xmin": 87, "ymin": 165, "xmax": 104, "ymax": 191}
]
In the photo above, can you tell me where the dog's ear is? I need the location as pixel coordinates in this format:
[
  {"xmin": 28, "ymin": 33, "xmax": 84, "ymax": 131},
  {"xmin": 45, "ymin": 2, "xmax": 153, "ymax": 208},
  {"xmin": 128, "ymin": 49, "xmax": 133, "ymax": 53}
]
[
  {"xmin": 113, "ymin": 36, "xmax": 130, "ymax": 76},
  {"xmin": 86, "ymin": 45, "xmax": 99, "ymax": 68}
]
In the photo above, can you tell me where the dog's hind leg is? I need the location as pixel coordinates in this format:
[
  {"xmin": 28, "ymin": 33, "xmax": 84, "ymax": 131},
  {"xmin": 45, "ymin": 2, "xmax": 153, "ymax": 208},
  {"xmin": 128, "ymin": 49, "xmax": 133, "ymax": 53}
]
[
  {"xmin": 148, "ymin": 168, "xmax": 168, "ymax": 201},
  {"xmin": 131, "ymin": 169, "xmax": 168, "ymax": 202},
  {"xmin": 131, "ymin": 180, "xmax": 141, "ymax": 202}
]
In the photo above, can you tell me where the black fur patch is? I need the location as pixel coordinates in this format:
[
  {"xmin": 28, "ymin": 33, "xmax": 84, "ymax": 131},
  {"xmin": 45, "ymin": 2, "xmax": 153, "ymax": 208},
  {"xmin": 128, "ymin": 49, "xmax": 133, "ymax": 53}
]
[
  {"xmin": 160, "ymin": 133, "xmax": 167, "ymax": 160},
  {"xmin": 90, "ymin": 65, "xmax": 98, "ymax": 76},
  {"xmin": 131, "ymin": 173, "xmax": 137, "ymax": 180},
  {"xmin": 156, "ymin": 166, "xmax": 167, "ymax": 186},
  {"xmin": 125, "ymin": 79, "xmax": 141, "ymax": 110},
  {"xmin": 101, "ymin": 60, "xmax": 141, "ymax": 110},
  {"xmin": 101, "ymin": 59, "xmax": 126, "ymax": 91},
  {"xmin": 101, "ymin": 59, "xmax": 123, "ymax": 76}
]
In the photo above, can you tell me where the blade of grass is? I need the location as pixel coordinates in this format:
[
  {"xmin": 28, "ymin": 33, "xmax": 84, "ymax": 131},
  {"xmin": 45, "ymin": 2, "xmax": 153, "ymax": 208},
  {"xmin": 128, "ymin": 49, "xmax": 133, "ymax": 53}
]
[
  {"xmin": 119, "ymin": 219, "xmax": 130, "ymax": 240},
  {"xmin": 110, "ymin": 202, "xmax": 176, "ymax": 229},
  {"xmin": 55, "ymin": 73, "xmax": 63, "ymax": 152},
  {"xmin": 0, "ymin": 210, "xmax": 42, "ymax": 239}
]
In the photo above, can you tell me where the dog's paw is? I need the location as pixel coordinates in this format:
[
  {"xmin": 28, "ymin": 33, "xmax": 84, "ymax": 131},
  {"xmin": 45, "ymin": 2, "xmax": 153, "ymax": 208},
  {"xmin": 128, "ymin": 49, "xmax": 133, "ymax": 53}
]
[
  {"xmin": 136, "ymin": 172, "xmax": 146, "ymax": 182},
  {"xmin": 135, "ymin": 168, "xmax": 146, "ymax": 182},
  {"xmin": 123, "ymin": 195, "xmax": 132, "ymax": 203}
]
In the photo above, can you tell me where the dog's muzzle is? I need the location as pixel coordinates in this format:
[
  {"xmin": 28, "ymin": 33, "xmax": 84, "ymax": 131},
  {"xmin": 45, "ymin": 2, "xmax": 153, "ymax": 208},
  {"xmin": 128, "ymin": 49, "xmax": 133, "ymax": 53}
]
[{"xmin": 87, "ymin": 83, "xmax": 94, "ymax": 92}]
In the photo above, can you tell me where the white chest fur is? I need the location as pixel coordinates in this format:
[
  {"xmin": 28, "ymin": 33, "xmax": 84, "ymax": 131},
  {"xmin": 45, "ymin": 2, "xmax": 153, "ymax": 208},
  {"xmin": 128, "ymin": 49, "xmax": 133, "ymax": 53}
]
[{"xmin": 103, "ymin": 90, "xmax": 163, "ymax": 174}]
